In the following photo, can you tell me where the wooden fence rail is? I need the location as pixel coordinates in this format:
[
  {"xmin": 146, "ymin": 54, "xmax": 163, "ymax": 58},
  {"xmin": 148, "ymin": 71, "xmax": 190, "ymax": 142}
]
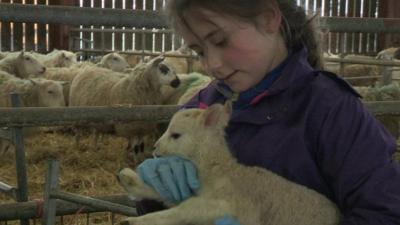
[{"xmin": 0, "ymin": 194, "xmax": 136, "ymax": 221}]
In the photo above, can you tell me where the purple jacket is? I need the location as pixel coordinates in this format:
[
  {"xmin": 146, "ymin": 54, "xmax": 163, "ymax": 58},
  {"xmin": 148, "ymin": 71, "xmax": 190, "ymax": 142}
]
[{"xmin": 184, "ymin": 47, "xmax": 400, "ymax": 224}]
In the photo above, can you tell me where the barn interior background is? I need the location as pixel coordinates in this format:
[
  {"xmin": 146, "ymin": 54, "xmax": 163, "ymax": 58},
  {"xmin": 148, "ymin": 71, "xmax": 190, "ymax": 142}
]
[
  {"xmin": 0, "ymin": 0, "xmax": 399, "ymax": 225},
  {"xmin": 0, "ymin": 0, "xmax": 398, "ymax": 55}
]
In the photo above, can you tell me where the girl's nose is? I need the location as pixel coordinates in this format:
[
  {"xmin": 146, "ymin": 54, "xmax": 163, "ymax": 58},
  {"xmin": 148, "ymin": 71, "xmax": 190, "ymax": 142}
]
[{"xmin": 205, "ymin": 50, "xmax": 223, "ymax": 73}]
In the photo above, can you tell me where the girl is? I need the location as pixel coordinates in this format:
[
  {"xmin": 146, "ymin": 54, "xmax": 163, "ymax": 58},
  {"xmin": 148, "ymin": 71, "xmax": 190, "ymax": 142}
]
[{"xmin": 136, "ymin": 0, "xmax": 400, "ymax": 224}]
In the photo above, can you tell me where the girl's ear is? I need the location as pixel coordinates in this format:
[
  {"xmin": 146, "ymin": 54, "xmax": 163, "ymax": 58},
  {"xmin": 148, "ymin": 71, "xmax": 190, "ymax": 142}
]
[{"xmin": 263, "ymin": 3, "xmax": 282, "ymax": 33}]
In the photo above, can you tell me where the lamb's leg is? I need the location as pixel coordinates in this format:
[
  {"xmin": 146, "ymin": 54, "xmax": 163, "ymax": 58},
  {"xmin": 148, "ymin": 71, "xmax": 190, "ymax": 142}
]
[
  {"xmin": 120, "ymin": 197, "xmax": 231, "ymax": 225},
  {"xmin": 117, "ymin": 168, "xmax": 163, "ymax": 201}
]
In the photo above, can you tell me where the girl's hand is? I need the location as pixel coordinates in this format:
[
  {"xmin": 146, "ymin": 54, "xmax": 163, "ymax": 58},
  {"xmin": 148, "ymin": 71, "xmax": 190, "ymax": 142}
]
[
  {"xmin": 137, "ymin": 155, "xmax": 200, "ymax": 202},
  {"xmin": 215, "ymin": 215, "xmax": 242, "ymax": 225}
]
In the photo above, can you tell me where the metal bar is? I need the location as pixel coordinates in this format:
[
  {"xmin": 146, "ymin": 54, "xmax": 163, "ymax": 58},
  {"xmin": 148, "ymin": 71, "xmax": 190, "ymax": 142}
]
[
  {"xmin": 70, "ymin": 28, "xmax": 174, "ymax": 34},
  {"xmin": 0, "ymin": 101, "xmax": 399, "ymax": 128},
  {"xmin": 73, "ymin": 48, "xmax": 198, "ymax": 59},
  {"xmin": 50, "ymin": 191, "xmax": 137, "ymax": 217},
  {"xmin": 0, "ymin": 181, "xmax": 17, "ymax": 200},
  {"xmin": 0, "ymin": 105, "xmax": 180, "ymax": 127},
  {"xmin": 319, "ymin": 17, "xmax": 400, "ymax": 33},
  {"xmin": 324, "ymin": 57, "xmax": 400, "ymax": 67},
  {"xmin": 0, "ymin": 3, "xmax": 167, "ymax": 28},
  {"xmin": 364, "ymin": 101, "xmax": 400, "ymax": 116},
  {"xmin": 10, "ymin": 94, "xmax": 29, "ymax": 225},
  {"xmin": 1, "ymin": 3, "xmax": 399, "ymax": 33},
  {"xmin": 42, "ymin": 160, "xmax": 59, "ymax": 225},
  {"xmin": 0, "ymin": 128, "xmax": 12, "ymax": 141}
]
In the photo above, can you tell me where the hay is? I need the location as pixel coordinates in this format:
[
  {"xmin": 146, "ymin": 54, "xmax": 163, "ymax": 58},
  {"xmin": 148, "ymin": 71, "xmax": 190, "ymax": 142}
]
[{"xmin": 0, "ymin": 129, "xmax": 139, "ymax": 204}]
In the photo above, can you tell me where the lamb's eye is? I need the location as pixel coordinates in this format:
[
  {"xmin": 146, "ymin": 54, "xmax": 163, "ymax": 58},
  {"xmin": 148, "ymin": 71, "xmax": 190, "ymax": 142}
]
[
  {"xmin": 47, "ymin": 90, "xmax": 54, "ymax": 94},
  {"xmin": 170, "ymin": 133, "xmax": 181, "ymax": 140}
]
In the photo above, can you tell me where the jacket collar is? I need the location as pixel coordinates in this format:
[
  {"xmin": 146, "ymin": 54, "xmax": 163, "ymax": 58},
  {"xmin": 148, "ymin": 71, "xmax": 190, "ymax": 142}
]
[{"xmin": 225, "ymin": 46, "xmax": 316, "ymax": 125}]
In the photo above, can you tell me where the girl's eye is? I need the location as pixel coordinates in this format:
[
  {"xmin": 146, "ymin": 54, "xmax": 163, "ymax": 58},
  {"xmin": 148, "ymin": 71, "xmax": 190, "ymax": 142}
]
[
  {"xmin": 170, "ymin": 133, "xmax": 181, "ymax": 140},
  {"xmin": 195, "ymin": 51, "xmax": 204, "ymax": 57},
  {"xmin": 214, "ymin": 39, "xmax": 227, "ymax": 47}
]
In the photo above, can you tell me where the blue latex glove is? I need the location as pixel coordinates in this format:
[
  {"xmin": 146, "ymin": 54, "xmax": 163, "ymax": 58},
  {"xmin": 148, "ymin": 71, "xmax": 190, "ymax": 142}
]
[
  {"xmin": 215, "ymin": 215, "xmax": 242, "ymax": 225},
  {"xmin": 137, "ymin": 155, "xmax": 200, "ymax": 202}
]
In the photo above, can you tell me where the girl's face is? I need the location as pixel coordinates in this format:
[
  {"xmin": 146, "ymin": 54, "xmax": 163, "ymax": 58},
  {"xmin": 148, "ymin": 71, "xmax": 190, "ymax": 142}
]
[{"xmin": 180, "ymin": 7, "xmax": 288, "ymax": 92}]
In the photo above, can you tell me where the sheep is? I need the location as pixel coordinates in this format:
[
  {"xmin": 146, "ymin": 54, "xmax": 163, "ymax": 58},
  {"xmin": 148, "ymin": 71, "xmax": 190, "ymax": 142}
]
[
  {"xmin": 69, "ymin": 56, "xmax": 180, "ymax": 161},
  {"xmin": 0, "ymin": 75, "xmax": 66, "ymax": 154},
  {"xmin": 69, "ymin": 66, "xmax": 128, "ymax": 148},
  {"xmin": 354, "ymin": 83, "xmax": 400, "ymax": 139},
  {"xmin": 109, "ymin": 56, "xmax": 180, "ymax": 164},
  {"xmin": 97, "ymin": 52, "xmax": 130, "ymax": 72},
  {"xmin": 120, "ymin": 50, "xmax": 152, "ymax": 68},
  {"xmin": 43, "ymin": 65, "xmax": 93, "ymax": 106},
  {"xmin": 161, "ymin": 72, "xmax": 212, "ymax": 105},
  {"xmin": 32, "ymin": 49, "xmax": 78, "ymax": 68},
  {"xmin": 0, "ymin": 76, "xmax": 66, "ymax": 107},
  {"xmin": 376, "ymin": 47, "xmax": 400, "ymax": 60},
  {"xmin": 0, "ymin": 51, "xmax": 46, "ymax": 79},
  {"xmin": 117, "ymin": 102, "xmax": 341, "ymax": 225},
  {"xmin": 0, "ymin": 51, "xmax": 8, "ymax": 60}
]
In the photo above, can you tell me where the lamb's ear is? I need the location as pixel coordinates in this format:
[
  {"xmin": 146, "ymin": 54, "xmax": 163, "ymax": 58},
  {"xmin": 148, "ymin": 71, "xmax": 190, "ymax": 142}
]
[{"xmin": 202, "ymin": 103, "xmax": 230, "ymax": 128}]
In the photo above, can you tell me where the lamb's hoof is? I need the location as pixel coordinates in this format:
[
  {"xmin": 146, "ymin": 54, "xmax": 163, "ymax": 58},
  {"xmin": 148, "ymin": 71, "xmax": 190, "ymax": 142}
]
[{"xmin": 120, "ymin": 220, "xmax": 131, "ymax": 225}]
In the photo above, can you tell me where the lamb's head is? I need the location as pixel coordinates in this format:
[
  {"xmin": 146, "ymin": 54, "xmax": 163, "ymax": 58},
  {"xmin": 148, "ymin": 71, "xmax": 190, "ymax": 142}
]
[
  {"xmin": 147, "ymin": 55, "xmax": 180, "ymax": 88},
  {"xmin": 154, "ymin": 102, "xmax": 231, "ymax": 160},
  {"xmin": 100, "ymin": 52, "xmax": 130, "ymax": 72},
  {"xmin": 17, "ymin": 51, "xmax": 46, "ymax": 77},
  {"xmin": 30, "ymin": 78, "xmax": 66, "ymax": 107}
]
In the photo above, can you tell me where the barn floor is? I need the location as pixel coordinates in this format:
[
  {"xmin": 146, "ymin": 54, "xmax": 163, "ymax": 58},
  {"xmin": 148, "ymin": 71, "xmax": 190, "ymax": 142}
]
[{"xmin": 0, "ymin": 129, "xmax": 399, "ymax": 224}]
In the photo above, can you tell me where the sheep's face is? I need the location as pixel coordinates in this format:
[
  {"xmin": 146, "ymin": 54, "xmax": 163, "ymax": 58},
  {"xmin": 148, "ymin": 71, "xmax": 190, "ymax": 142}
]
[
  {"xmin": 102, "ymin": 53, "xmax": 130, "ymax": 72},
  {"xmin": 154, "ymin": 103, "xmax": 231, "ymax": 159},
  {"xmin": 156, "ymin": 62, "xmax": 180, "ymax": 88},
  {"xmin": 58, "ymin": 51, "xmax": 77, "ymax": 67},
  {"xmin": 33, "ymin": 79, "xmax": 66, "ymax": 107},
  {"xmin": 18, "ymin": 52, "xmax": 46, "ymax": 76}
]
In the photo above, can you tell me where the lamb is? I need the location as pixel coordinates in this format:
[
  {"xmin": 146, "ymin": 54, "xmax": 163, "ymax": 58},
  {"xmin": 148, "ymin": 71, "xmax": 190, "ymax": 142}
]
[
  {"xmin": 161, "ymin": 72, "xmax": 212, "ymax": 105},
  {"xmin": 97, "ymin": 52, "xmax": 130, "ymax": 72},
  {"xmin": 117, "ymin": 102, "xmax": 342, "ymax": 225},
  {"xmin": 32, "ymin": 49, "xmax": 78, "ymax": 68},
  {"xmin": 0, "ymin": 51, "xmax": 46, "ymax": 79}
]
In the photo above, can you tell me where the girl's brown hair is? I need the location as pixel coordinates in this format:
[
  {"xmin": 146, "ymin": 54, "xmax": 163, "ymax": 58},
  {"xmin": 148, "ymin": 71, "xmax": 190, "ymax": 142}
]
[{"xmin": 165, "ymin": 0, "xmax": 323, "ymax": 69}]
